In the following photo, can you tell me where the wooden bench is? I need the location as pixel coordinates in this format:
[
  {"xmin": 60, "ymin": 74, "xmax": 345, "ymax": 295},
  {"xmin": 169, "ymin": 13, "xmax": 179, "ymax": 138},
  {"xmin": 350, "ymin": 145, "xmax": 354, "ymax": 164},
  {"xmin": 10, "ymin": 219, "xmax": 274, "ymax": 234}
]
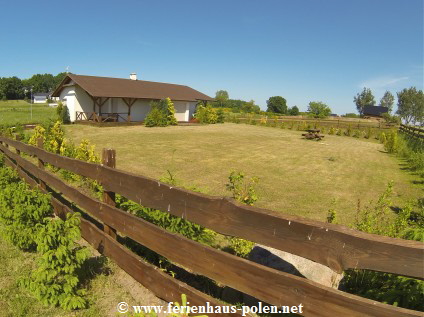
[{"xmin": 302, "ymin": 129, "xmax": 325, "ymax": 140}]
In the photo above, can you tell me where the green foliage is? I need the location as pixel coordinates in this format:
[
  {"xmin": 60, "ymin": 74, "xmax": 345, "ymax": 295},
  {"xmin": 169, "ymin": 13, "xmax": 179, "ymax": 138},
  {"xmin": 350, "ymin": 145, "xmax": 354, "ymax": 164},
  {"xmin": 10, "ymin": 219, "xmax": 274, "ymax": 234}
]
[
  {"xmin": 343, "ymin": 113, "xmax": 359, "ymax": 118},
  {"xmin": 288, "ymin": 105, "xmax": 300, "ymax": 116},
  {"xmin": 0, "ymin": 179, "xmax": 53, "ymax": 250},
  {"xmin": 226, "ymin": 171, "xmax": 258, "ymax": 206},
  {"xmin": 379, "ymin": 91, "xmax": 395, "ymax": 113},
  {"xmin": 383, "ymin": 130, "xmax": 399, "ymax": 153},
  {"xmin": 307, "ymin": 101, "xmax": 331, "ymax": 118},
  {"xmin": 326, "ymin": 199, "xmax": 337, "ymax": 223},
  {"xmin": 164, "ymin": 97, "xmax": 178, "ymax": 125},
  {"xmin": 60, "ymin": 105, "xmax": 71, "ymax": 124},
  {"xmin": 266, "ymin": 96, "xmax": 287, "ymax": 114},
  {"xmin": 345, "ymin": 183, "xmax": 424, "ymax": 311},
  {"xmin": 28, "ymin": 125, "xmax": 46, "ymax": 145},
  {"xmin": 328, "ymin": 126, "xmax": 335, "ymax": 135},
  {"xmin": 56, "ymin": 101, "xmax": 63, "ymax": 117},
  {"xmin": 144, "ymin": 101, "xmax": 168, "ymax": 127},
  {"xmin": 344, "ymin": 124, "xmax": 352, "ymax": 136},
  {"xmin": 227, "ymin": 237, "xmax": 255, "ymax": 258},
  {"xmin": 343, "ymin": 270, "xmax": 424, "ymax": 311},
  {"xmin": 21, "ymin": 212, "xmax": 89, "ymax": 310},
  {"xmin": 216, "ymin": 108, "xmax": 225, "ymax": 123},
  {"xmin": 117, "ymin": 197, "xmax": 215, "ymax": 245},
  {"xmin": 215, "ymin": 90, "xmax": 229, "ymax": 107},
  {"xmin": 354, "ymin": 87, "xmax": 376, "ymax": 116},
  {"xmin": 396, "ymin": 87, "xmax": 424, "ymax": 124},
  {"xmin": 195, "ymin": 104, "xmax": 218, "ymax": 124},
  {"xmin": 144, "ymin": 98, "xmax": 178, "ymax": 127}
]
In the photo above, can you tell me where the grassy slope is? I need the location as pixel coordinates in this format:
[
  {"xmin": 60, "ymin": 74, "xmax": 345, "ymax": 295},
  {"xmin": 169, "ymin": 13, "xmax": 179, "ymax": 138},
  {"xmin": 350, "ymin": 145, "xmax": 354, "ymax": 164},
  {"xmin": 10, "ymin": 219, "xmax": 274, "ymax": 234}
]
[
  {"xmin": 65, "ymin": 123, "xmax": 421, "ymax": 225},
  {"xmin": 0, "ymin": 100, "xmax": 57, "ymax": 125},
  {"xmin": 0, "ymin": 228, "xmax": 163, "ymax": 317}
]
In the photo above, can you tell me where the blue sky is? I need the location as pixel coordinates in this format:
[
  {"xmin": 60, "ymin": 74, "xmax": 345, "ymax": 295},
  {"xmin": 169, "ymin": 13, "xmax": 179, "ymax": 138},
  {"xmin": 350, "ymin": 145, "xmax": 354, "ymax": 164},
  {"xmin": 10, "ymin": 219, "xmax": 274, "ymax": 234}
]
[{"xmin": 1, "ymin": 0, "xmax": 423, "ymax": 113}]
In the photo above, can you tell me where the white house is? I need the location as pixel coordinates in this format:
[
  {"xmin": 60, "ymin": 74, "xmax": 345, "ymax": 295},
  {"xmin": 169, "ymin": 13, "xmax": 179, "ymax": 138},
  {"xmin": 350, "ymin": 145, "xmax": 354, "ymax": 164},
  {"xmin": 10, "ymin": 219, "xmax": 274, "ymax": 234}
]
[
  {"xmin": 33, "ymin": 93, "xmax": 49, "ymax": 104},
  {"xmin": 51, "ymin": 73, "xmax": 213, "ymax": 123}
]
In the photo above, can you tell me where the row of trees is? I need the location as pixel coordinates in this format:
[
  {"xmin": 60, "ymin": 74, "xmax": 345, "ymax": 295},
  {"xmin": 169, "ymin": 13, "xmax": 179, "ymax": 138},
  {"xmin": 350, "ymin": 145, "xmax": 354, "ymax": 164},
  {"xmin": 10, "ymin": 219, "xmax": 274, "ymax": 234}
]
[
  {"xmin": 0, "ymin": 73, "xmax": 67, "ymax": 100},
  {"xmin": 354, "ymin": 87, "xmax": 423, "ymax": 124},
  {"xmin": 214, "ymin": 90, "xmax": 261, "ymax": 113}
]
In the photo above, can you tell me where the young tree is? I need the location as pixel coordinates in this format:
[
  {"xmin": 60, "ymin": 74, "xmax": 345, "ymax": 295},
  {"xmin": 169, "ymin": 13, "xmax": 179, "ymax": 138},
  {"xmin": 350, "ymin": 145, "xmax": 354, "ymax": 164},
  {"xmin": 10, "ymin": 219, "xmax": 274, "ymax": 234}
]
[
  {"xmin": 307, "ymin": 101, "xmax": 332, "ymax": 118},
  {"xmin": 396, "ymin": 87, "xmax": 424, "ymax": 124},
  {"xmin": 215, "ymin": 90, "xmax": 229, "ymax": 107},
  {"xmin": 266, "ymin": 96, "xmax": 287, "ymax": 114},
  {"xmin": 354, "ymin": 87, "xmax": 375, "ymax": 116},
  {"xmin": 379, "ymin": 91, "xmax": 395, "ymax": 113},
  {"xmin": 288, "ymin": 106, "xmax": 300, "ymax": 116}
]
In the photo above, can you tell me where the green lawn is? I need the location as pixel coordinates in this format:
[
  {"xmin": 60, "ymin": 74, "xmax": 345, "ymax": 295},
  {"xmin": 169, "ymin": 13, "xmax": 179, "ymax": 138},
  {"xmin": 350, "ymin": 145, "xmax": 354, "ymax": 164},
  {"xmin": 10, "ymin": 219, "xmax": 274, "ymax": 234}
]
[
  {"xmin": 64, "ymin": 123, "xmax": 422, "ymax": 225},
  {"xmin": 0, "ymin": 100, "xmax": 57, "ymax": 125}
]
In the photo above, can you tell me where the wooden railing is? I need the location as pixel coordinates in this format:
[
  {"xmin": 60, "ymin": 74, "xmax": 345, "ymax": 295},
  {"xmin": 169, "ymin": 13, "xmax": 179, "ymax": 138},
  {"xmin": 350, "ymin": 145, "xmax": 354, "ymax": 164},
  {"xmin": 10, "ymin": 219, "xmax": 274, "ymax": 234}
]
[
  {"xmin": 76, "ymin": 111, "xmax": 129, "ymax": 123},
  {"xmin": 0, "ymin": 135, "xmax": 423, "ymax": 317},
  {"xmin": 400, "ymin": 124, "xmax": 424, "ymax": 140}
]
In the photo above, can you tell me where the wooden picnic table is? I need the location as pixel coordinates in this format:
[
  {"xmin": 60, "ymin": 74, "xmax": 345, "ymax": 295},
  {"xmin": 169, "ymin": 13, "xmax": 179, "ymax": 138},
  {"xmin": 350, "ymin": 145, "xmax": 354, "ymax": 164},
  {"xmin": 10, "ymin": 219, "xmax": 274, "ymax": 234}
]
[{"xmin": 302, "ymin": 129, "xmax": 325, "ymax": 140}]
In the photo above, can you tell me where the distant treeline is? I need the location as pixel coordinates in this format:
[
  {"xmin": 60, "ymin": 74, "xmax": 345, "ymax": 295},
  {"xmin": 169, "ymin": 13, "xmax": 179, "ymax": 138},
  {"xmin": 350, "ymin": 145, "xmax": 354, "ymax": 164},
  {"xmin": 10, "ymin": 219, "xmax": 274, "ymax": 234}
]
[{"xmin": 0, "ymin": 72, "xmax": 67, "ymax": 100}]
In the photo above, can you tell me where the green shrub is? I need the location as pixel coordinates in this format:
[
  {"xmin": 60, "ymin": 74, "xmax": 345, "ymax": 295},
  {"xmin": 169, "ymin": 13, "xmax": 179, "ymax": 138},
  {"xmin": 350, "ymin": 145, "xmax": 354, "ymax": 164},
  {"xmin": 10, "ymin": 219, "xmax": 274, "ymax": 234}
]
[
  {"xmin": 328, "ymin": 127, "xmax": 335, "ymax": 135},
  {"xmin": 345, "ymin": 183, "xmax": 424, "ymax": 311},
  {"xmin": 364, "ymin": 127, "xmax": 373, "ymax": 139},
  {"xmin": 352, "ymin": 130, "xmax": 361, "ymax": 138},
  {"xmin": 145, "ymin": 102, "xmax": 168, "ymax": 127},
  {"xmin": 226, "ymin": 171, "xmax": 258, "ymax": 206},
  {"xmin": 384, "ymin": 130, "xmax": 399, "ymax": 153},
  {"xmin": 21, "ymin": 212, "xmax": 89, "ymax": 310},
  {"xmin": 216, "ymin": 108, "xmax": 225, "ymax": 123},
  {"xmin": 0, "ymin": 181, "xmax": 53, "ymax": 250},
  {"xmin": 344, "ymin": 124, "xmax": 352, "ymax": 136},
  {"xmin": 56, "ymin": 101, "xmax": 63, "ymax": 117},
  {"xmin": 163, "ymin": 97, "xmax": 178, "ymax": 125},
  {"xmin": 195, "ymin": 105, "xmax": 218, "ymax": 124},
  {"xmin": 60, "ymin": 105, "xmax": 71, "ymax": 124},
  {"xmin": 117, "ymin": 197, "xmax": 215, "ymax": 245}
]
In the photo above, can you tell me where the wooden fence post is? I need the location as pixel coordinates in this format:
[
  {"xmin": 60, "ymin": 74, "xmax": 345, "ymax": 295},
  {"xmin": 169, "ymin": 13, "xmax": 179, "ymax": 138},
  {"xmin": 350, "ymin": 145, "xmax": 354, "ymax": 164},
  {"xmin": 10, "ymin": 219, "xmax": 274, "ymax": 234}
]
[
  {"xmin": 37, "ymin": 137, "xmax": 47, "ymax": 190},
  {"xmin": 102, "ymin": 148, "xmax": 117, "ymax": 239},
  {"xmin": 14, "ymin": 135, "xmax": 21, "ymax": 172}
]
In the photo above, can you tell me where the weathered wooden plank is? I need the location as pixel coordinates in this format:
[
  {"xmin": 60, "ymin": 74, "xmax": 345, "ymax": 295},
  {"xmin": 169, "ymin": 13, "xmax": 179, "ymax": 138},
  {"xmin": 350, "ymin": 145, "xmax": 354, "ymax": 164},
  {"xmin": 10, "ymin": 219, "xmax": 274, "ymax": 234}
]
[
  {"xmin": 0, "ymin": 145, "xmax": 421, "ymax": 317},
  {"xmin": 0, "ymin": 137, "xmax": 423, "ymax": 279},
  {"xmin": 80, "ymin": 219, "xmax": 241, "ymax": 316}
]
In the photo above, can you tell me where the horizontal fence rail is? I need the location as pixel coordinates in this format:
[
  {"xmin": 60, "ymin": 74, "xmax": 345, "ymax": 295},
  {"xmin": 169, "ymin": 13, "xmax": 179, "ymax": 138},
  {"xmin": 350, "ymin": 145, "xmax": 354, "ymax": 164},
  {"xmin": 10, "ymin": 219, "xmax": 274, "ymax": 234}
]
[
  {"xmin": 0, "ymin": 136, "xmax": 422, "ymax": 278},
  {"xmin": 400, "ymin": 124, "xmax": 424, "ymax": 139},
  {"xmin": 0, "ymin": 135, "xmax": 423, "ymax": 317}
]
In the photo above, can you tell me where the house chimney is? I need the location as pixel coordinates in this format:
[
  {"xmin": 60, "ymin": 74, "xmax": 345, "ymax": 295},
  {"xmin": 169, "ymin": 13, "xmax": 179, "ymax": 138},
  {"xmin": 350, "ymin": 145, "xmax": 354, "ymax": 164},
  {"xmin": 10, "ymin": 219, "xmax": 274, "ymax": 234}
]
[{"xmin": 130, "ymin": 73, "xmax": 137, "ymax": 80}]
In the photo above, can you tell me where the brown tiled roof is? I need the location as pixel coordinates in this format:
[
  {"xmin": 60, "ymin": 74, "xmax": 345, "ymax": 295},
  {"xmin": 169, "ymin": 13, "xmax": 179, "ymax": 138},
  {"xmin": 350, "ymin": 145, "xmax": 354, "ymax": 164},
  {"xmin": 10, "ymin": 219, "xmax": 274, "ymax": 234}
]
[{"xmin": 52, "ymin": 74, "xmax": 213, "ymax": 101}]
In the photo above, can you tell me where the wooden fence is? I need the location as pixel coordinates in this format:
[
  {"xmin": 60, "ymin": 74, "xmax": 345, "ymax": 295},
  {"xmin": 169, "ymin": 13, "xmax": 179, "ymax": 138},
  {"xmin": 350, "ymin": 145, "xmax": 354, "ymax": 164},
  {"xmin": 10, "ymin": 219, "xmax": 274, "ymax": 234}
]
[
  {"xmin": 0, "ymin": 135, "xmax": 423, "ymax": 317},
  {"xmin": 400, "ymin": 124, "xmax": 424, "ymax": 140}
]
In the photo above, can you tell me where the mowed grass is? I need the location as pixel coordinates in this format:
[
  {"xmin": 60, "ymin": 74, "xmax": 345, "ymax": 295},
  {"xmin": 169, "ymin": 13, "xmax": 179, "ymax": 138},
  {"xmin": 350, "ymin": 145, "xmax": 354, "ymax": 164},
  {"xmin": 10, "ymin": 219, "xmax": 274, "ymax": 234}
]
[
  {"xmin": 0, "ymin": 100, "xmax": 57, "ymax": 125},
  {"xmin": 65, "ymin": 123, "xmax": 422, "ymax": 225}
]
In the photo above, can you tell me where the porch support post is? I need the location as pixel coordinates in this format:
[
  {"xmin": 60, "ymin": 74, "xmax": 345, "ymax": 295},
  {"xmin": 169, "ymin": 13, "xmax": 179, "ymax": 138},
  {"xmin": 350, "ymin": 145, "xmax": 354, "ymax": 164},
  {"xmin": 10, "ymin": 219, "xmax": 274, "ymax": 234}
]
[{"xmin": 122, "ymin": 98, "xmax": 137, "ymax": 122}]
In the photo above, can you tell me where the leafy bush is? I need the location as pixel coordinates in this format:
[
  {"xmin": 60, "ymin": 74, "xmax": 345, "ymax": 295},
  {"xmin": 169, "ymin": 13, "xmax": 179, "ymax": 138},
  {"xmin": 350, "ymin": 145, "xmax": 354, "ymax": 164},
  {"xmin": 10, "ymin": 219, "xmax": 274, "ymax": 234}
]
[
  {"xmin": 0, "ymin": 180, "xmax": 53, "ymax": 250},
  {"xmin": 21, "ymin": 212, "xmax": 89, "ymax": 310},
  {"xmin": 195, "ymin": 105, "xmax": 218, "ymax": 124},
  {"xmin": 383, "ymin": 130, "xmax": 399, "ymax": 153},
  {"xmin": 163, "ymin": 97, "xmax": 178, "ymax": 125},
  {"xmin": 216, "ymin": 108, "xmax": 225, "ymax": 123},
  {"xmin": 60, "ymin": 105, "xmax": 71, "ymax": 124},
  {"xmin": 225, "ymin": 171, "xmax": 258, "ymax": 257},
  {"xmin": 145, "ymin": 102, "xmax": 168, "ymax": 127},
  {"xmin": 226, "ymin": 171, "xmax": 258, "ymax": 206},
  {"xmin": 144, "ymin": 98, "xmax": 178, "ymax": 127}
]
